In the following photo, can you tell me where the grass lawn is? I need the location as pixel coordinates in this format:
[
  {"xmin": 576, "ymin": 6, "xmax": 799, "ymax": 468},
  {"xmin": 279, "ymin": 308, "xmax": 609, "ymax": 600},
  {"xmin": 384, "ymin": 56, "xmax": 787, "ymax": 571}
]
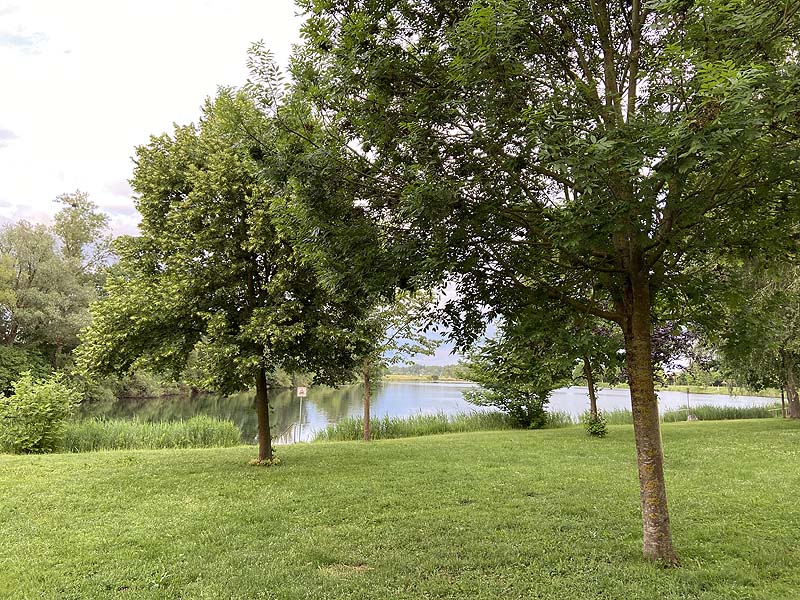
[{"xmin": 2, "ymin": 420, "xmax": 799, "ymax": 599}]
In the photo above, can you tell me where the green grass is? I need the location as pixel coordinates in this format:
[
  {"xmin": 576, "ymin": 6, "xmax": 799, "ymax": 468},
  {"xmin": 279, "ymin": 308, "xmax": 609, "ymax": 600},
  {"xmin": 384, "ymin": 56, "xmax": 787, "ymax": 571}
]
[
  {"xmin": 2, "ymin": 420, "xmax": 800, "ymax": 599},
  {"xmin": 60, "ymin": 416, "xmax": 241, "ymax": 452},
  {"xmin": 313, "ymin": 411, "xmax": 514, "ymax": 441}
]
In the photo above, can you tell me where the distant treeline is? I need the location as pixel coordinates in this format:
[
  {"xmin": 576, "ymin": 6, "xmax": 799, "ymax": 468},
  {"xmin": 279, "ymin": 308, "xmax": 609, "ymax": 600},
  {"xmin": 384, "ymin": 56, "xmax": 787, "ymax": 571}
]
[{"xmin": 387, "ymin": 364, "xmax": 465, "ymax": 380}]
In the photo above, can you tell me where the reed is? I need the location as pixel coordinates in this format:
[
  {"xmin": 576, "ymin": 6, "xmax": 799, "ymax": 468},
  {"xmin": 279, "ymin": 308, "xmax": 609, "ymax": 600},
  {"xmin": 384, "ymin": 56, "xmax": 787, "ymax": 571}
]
[
  {"xmin": 313, "ymin": 411, "xmax": 514, "ymax": 442},
  {"xmin": 61, "ymin": 416, "xmax": 241, "ymax": 452},
  {"xmin": 661, "ymin": 404, "xmax": 781, "ymax": 422}
]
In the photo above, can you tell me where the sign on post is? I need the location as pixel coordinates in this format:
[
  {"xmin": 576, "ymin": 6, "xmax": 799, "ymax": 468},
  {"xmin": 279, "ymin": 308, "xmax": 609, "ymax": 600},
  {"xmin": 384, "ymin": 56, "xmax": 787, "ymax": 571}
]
[{"xmin": 296, "ymin": 386, "xmax": 307, "ymax": 398}]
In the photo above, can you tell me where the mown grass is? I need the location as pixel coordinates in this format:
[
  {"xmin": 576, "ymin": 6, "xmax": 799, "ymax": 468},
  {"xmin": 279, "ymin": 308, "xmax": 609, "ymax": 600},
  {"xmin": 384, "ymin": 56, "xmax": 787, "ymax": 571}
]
[
  {"xmin": 60, "ymin": 416, "xmax": 241, "ymax": 452},
  {"xmin": 1, "ymin": 421, "xmax": 799, "ymax": 599},
  {"xmin": 313, "ymin": 411, "xmax": 514, "ymax": 441}
]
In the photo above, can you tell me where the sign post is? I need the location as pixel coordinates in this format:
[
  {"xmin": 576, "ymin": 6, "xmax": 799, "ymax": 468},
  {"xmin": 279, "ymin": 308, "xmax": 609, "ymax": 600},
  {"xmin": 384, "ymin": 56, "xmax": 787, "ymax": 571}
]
[{"xmin": 296, "ymin": 387, "xmax": 307, "ymax": 442}]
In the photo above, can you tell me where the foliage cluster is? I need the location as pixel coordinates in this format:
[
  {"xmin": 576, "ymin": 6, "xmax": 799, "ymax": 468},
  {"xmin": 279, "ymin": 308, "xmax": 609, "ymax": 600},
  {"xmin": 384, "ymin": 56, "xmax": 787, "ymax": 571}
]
[
  {"xmin": 0, "ymin": 345, "xmax": 50, "ymax": 394},
  {"xmin": 581, "ymin": 410, "xmax": 608, "ymax": 437},
  {"xmin": 0, "ymin": 372, "xmax": 81, "ymax": 454}
]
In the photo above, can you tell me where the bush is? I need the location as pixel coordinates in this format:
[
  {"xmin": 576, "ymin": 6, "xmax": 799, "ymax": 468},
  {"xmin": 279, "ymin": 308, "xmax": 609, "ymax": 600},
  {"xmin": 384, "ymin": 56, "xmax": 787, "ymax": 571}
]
[
  {"xmin": 463, "ymin": 388, "xmax": 549, "ymax": 429},
  {"xmin": 0, "ymin": 372, "xmax": 81, "ymax": 453},
  {"xmin": 62, "ymin": 416, "xmax": 241, "ymax": 452},
  {"xmin": 581, "ymin": 411, "xmax": 608, "ymax": 437}
]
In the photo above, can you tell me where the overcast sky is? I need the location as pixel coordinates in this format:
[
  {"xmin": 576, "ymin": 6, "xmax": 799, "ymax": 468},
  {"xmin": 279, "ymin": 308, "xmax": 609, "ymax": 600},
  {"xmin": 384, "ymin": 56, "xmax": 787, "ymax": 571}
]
[{"xmin": 0, "ymin": 0, "xmax": 303, "ymax": 234}]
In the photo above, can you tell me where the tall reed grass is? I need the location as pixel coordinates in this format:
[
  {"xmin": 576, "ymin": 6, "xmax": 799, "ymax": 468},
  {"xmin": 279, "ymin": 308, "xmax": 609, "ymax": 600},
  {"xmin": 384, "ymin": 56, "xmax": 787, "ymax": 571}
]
[
  {"xmin": 661, "ymin": 404, "xmax": 781, "ymax": 422},
  {"xmin": 570, "ymin": 404, "xmax": 782, "ymax": 425},
  {"xmin": 313, "ymin": 412, "xmax": 515, "ymax": 442},
  {"xmin": 62, "ymin": 416, "xmax": 241, "ymax": 452}
]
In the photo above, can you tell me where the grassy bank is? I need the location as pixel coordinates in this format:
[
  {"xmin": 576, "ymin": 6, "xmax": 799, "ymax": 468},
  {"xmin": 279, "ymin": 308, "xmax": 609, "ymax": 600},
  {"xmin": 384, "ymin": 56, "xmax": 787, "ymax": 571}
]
[{"xmin": 2, "ymin": 420, "xmax": 800, "ymax": 599}]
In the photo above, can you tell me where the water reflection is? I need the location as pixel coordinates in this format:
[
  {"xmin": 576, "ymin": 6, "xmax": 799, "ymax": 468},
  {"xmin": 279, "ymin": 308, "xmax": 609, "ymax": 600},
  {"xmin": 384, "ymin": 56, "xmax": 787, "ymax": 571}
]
[{"xmin": 78, "ymin": 382, "xmax": 778, "ymax": 444}]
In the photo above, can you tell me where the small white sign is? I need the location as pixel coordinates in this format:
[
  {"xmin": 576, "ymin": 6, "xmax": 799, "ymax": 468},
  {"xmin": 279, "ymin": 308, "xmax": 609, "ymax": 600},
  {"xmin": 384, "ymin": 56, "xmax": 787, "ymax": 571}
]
[{"xmin": 296, "ymin": 386, "xmax": 307, "ymax": 398}]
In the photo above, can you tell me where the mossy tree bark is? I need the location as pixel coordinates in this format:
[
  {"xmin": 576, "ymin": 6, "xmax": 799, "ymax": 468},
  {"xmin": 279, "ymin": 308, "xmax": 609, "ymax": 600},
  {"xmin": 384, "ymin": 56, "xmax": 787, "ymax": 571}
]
[
  {"xmin": 783, "ymin": 354, "xmax": 800, "ymax": 419},
  {"xmin": 620, "ymin": 262, "xmax": 678, "ymax": 565}
]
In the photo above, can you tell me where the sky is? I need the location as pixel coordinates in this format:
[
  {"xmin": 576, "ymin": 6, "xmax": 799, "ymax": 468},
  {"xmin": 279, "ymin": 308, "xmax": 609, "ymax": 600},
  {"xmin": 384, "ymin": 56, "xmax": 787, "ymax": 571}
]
[
  {"xmin": 0, "ymin": 1, "xmax": 463, "ymax": 366},
  {"xmin": 0, "ymin": 0, "xmax": 303, "ymax": 235}
]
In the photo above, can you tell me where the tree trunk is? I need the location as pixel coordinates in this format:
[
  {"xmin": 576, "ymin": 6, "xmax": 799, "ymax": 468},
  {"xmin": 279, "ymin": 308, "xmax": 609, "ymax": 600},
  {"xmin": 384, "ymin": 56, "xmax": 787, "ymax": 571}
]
[
  {"xmin": 363, "ymin": 359, "xmax": 371, "ymax": 441},
  {"xmin": 584, "ymin": 354, "xmax": 598, "ymax": 419},
  {"xmin": 786, "ymin": 361, "xmax": 800, "ymax": 419},
  {"xmin": 780, "ymin": 386, "xmax": 786, "ymax": 418},
  {"xmin": 622, "ymin": 278, "xmax": 679, "ymax": 565},
  {"xmin": 255, "ymin": 366, "xmax": 273, "ymax": 461}
]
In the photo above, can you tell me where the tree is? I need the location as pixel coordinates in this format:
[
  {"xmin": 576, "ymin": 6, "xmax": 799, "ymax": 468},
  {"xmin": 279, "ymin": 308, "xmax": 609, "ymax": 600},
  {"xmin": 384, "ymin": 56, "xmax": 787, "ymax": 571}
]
[
  {"xmin": 462, "ymin": 304, "xmax": 622, "ymax": 428},
  {"xmin": 356, "ymin": 291, "xmax": 437, "ymax": 440},
  {"xmin": 76, "ymin": 90, "xmax": 374, "ymax": 462},
  {"xmin": 712, "ymin": 261, "xmax": 800, "ymax": 417},
  {"xmin": 290, "ymin": 0, "xmax": 800, "ymax": 562},
  {"xmin": 0, "ymin": 194, "xmax": 110, "ymax": 370},
  {"xmin": 52, "ymin": 190, "xmax": 112, "ymax": 275}
]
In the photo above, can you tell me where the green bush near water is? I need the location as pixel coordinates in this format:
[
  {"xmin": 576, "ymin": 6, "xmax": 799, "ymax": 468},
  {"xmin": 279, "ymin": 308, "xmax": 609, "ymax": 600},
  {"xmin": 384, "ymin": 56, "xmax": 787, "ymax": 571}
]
[
  {"xmin": 0, "ymin": 372, "xmax": 81, "ymax": 454},
  {"xmin": 61, "ymin": 416, "xmax": 241, "ymax": 452}
]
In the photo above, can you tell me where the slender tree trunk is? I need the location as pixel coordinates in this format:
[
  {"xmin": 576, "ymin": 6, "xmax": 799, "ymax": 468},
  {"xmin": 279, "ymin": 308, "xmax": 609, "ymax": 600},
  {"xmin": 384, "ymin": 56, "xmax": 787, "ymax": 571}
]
[
  {"xmin": 363, "ymin": 359, "xmax": 371, "ymax": 441},
  {"xmin": 255, "ymin": 366, "xmax": 273, "ymax": 461},
  {"xmin": 786, "ymin": 361, "xmax": 800, "ymax": 419},
  {"xmin": 584, "ymin": 354, "xmax": 598, "ymax": 419},
  {"xmin": 622, "ymin": 277, "xmax": 678, "ymax": 565},
  {"xmin": 781, "ymin": 386, "xmax": 786, "ymax": 418}
]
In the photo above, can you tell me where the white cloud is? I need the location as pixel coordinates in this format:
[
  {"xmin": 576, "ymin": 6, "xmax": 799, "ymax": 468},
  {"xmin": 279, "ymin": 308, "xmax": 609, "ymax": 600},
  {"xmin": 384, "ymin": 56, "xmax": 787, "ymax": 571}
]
[{"xmin": 0, "ymin": 0, "xmax": 303, "ymax": 232}]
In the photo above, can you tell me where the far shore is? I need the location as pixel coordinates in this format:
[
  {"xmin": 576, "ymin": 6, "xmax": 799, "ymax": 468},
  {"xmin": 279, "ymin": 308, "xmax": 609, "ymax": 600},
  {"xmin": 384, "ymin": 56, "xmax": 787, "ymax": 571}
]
[{"xmin": 383, "ymin": 375, "xmax": 782, "ymax": 398}]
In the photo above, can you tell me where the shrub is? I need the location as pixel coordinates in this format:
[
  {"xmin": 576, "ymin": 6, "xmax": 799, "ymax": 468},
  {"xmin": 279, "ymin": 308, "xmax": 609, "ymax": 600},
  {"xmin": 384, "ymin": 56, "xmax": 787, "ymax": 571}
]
[
  {"xmin": 0, "ymin": 372, "xmax": 81, "ymax": 453},
  {"xmin": 581, "ymin": 411, "xmax": 608, "ymax": 437},
  {"xmin": 463, "ymin": 388, "xmax": 549, "ymax": 429}
]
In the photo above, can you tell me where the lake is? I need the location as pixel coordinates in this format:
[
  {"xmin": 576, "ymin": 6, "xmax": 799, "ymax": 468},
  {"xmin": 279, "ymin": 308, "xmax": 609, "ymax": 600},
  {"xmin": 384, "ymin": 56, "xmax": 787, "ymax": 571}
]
[{"xmin": 78, "ymin": 381, "xmax": 780, "ymax": 444}]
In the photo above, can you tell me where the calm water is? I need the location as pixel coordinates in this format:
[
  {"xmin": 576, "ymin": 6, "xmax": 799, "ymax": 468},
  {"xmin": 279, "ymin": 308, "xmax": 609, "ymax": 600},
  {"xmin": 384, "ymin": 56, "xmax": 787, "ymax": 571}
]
[{"xmin": 78, "ymin": 382, "xmax": 779, "ymax": 444}]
